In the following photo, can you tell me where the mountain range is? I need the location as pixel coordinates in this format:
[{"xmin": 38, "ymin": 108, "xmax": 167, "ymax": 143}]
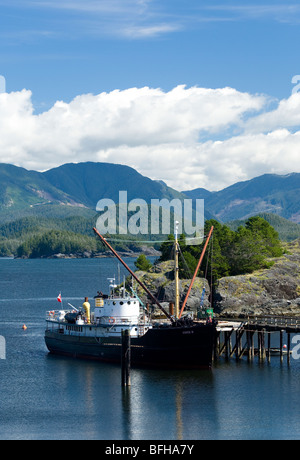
[
  {"xmin": 183, "ymin": 172, "xmax": 300, "ymax": 224},
  {"xmin": 0, "ymin": 162, "xmax": 299, "ymax": 237},
  {"xmin": 0, "ymin": 162, "xmax": 213, "ymax": 223}
]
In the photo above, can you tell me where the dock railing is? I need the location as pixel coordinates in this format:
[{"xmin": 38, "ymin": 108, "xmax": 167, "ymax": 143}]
[
  {"xmin": 217, "ymin": 315, "xmax": 300, "ymax": 330},
  {"xmin": 215, "ymin": 315, "xmax": 300, "ymax": 365},
  {"xmin": 245, "ymin": 315, "xmax": 300, "ymax": 330}
]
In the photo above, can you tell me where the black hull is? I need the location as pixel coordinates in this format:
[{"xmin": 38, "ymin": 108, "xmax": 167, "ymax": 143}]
[{"xmin": 45, "ymin": 323, "xmax": 216, "ymax": 369}]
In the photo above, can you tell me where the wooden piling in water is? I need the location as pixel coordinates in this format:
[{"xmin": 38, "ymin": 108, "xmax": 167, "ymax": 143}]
[
  {"xmin": 257, "ymin": 331, "xmax": 261, "ymax": 360},
  {"xmin": 280, "ymin": 330, "xmax": 283, "ymax": 363},
  {"xmin": 235, "ymin": 330, "xmax": 240, "ymax": 360},
  {"xmin": 257, "ymin": 330, "xmax": 263, "ymax": 360},
  {"xmin": 223, "ymin": 330, "xmax": 233, "ymax": 360},
  {"xmin": 247, "ymin": 330, "xmax": 254, "ymax": 361},
  {"xmin": 216, "ymin": 316, "xmax": 300, "ymax": 366},
  {"xmin": 213, "ymin": 331, "xmax": 220, "ymax": 362},
  {"xmin": 121, "ymin": 329, "xmax": 131, "ymax": 387},
  {"xmin": 261, "ymin": 330, "xmax": 266, "ymax": 360}
]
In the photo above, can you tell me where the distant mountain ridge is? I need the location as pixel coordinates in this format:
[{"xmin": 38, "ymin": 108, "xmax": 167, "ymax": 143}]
[
  {"xmin": 0, "ymin": 163, "xmax": 75, "ymax": 208},
  {"xmin": 183, "ymin": 173, "xmax": 300, "ymax": 224},
  {"xmin": 43, "ymin": 162, "xmax": 183, "ymax": 208},
  {"xmin": 0, "ymin": 162, "xmax": 185, "ymax": 222},
  {"xmin": 0, "ymin": 163, "xmax": 299, "ymax": 228}
]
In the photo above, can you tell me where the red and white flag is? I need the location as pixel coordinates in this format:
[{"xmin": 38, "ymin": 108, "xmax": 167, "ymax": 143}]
[{"xmin": 57, "ymin": 293, "xmax": 62, "ymax": 303}]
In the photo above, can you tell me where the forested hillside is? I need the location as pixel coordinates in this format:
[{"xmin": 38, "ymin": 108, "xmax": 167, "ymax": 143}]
[
  {"xmin": 0, "ymin": 162, "xmax": 299, "ymax": 258},
  {"xmin": 0, "ymin": 215, "xmax": 148, "ymax": 258},
  {"xmin": 228, "ymin": 213, "xmax": 300, "ymax": 241},
  {"xmin": 159, "ymin": 217, "xmax": 284, "ymax": 286}
]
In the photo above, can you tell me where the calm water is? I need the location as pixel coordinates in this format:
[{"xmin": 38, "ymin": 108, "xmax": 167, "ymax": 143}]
[{"xmin": 1, "ymin": 258, "xmax": 300, "ymax": 440}]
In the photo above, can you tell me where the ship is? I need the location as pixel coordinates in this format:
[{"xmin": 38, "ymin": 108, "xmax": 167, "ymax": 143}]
[{"xmin": 44, "ymin": 226, "xmax": 217, "ymax": 369}]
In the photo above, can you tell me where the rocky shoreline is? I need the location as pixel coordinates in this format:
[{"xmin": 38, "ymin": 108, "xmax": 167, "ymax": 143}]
[
  {"xmin": 214, "ymin": 239, "xmax": 300, "ymax": 317},
  {"xmin": 133, "ymin": 239, "xmax": 300, "ymax": 318},
  {"xmin": 17, "ymin": 246, "xmax": 161, "ymax": 260},
  {"xmin": 134, "ymin": 260, "xmax": 211, "ymax": 314}
]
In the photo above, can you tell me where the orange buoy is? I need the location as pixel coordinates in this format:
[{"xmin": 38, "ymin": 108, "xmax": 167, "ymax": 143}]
[{"xmin": 22, "ymin": 324, "xmax": 27, "ymax": 331}]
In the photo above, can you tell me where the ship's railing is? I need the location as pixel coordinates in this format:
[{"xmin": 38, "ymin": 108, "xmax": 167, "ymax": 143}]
[
  {"xmin": 101, "ymin": 295, "xmax": 139, "ymax": 301},
  {"xmin": 95, "ymin": 316, "xmax": 141, "ymax": 326},
  {"xmin": 45, "ymin": 310, "xmax": 138, "ymax": 325},
  {"xmin": 46, "ymin": 310, "xmax": 71, "ymax": 321},
  {"xmin": 46, "ymin": 311, "xmax": 152, "ymax": 331}
]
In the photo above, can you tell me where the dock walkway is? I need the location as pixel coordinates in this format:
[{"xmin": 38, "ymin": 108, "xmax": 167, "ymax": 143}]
[{"xmin": 215, "ymin": 316, "xmax": 300, "ymax": 364}]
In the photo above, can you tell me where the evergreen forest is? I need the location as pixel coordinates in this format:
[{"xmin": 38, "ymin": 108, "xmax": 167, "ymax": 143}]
[{"xmin": 159, "ymin": 217, "xmax": 284, "ymax": 285}]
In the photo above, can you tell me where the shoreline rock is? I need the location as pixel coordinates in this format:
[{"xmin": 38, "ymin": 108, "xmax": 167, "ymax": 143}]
[
  {"xmin": 133, "ymin": 260, "xmax": 211, "ymax": 314},
  {"xmin": 16, "ymin": 247, "xmax": 161, "ymax": 260},
  {"xmin": 214, "ymin": 239, "xmax": 300, "ymax": 317},
  {"xmin": 131, "ymin": 239, "xmax": 300, "ymax": 318}
]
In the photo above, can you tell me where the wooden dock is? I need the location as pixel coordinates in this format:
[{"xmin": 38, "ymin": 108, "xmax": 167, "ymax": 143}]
[{"xmin": 214, "ymin": 316, "xmax": 300, "ymax": 365}]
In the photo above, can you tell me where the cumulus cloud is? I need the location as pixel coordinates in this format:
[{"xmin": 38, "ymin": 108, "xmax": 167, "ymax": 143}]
[
  {"xmin": 0, "ymin": 85, "xmax": 299, "ymax": 191},
  {"xmin": 244, "ymin": 92, "xmax": 300, "ymax": 134}
]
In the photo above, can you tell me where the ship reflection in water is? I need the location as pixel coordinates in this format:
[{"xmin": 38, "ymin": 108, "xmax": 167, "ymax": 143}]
[
  {"xmin": 120, "ymin": 369, "xmax": 216, "ymax": 440},
  {"xmin": 45, "ymin": 352, "xmax": 215, "ymax": 440}
]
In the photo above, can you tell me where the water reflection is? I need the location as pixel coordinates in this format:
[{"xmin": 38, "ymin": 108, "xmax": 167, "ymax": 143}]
[
  {"xmin": 121, "ymin": 368, "xmax": 216, "ymax": 440},
  {"xmin": 175, "ymin": 381, "xmax": 183, "ymax": 440}
]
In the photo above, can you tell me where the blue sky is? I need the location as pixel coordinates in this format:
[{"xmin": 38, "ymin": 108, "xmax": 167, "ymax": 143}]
[
  {"xmin": 1, "ymin": 0, "xmax": 300, "ymax": 191},
  {"xmin": 2, "ymin": 0, "xmax": 300, "ymax": 106}
]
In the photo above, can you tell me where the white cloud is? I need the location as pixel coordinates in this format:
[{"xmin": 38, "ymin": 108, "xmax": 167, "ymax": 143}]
[
  {"xmin": 3, "ymin": 1, "xmax": 300, "ymax": 42},
  {"xmin": 199, "ymin": 4, "xmax": 300, "ymax": 24},
  {"xmin": 2, "ymin": 0, "xmax": 150, "ymax": 14},
  {"xmin": 0, "ymin": 0, "xmax": 181, "ymax": 39},
  {"xmin": 0, "ymin": 85, "xmax": 300, "ymax": 192},
  {"xmin": 244, "ymin": 92, "xmax": 300, "ymax": 133},
  {"xmin": 122, "ymin": 23, "xmax": 181, "ymax": 38}
]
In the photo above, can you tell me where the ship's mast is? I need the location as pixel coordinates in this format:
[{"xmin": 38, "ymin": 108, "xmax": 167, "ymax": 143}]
[
  {"xmin": 174, "ymin": 221, "xmax": 180, "ymax": 319},
  {"xmin": 93, "ymin": 227, "xmax": 175, "ymax": 323},
  {"xmin": 178, "ymin": 226, "xmax": 214, "ymax": 319}
]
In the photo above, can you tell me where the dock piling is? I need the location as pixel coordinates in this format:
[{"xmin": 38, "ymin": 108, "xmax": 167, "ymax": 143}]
[
  {"xmin": 216, "ymin": 316, "xmax": 299, "ymax": 366},
  {"xmin": 287, "ymin": 332, "xmax": 291, "ymax": 366},
  {"xmin": 121, "ymin": 329, "xmax": 131, "ymax": 387},
  {"xmin": 267, "ymin": 332, "xmax": 271, "ymax": 363},
  {"xmin": 280, "ymin": 330, "xmax": 283, "ymax": 363}
]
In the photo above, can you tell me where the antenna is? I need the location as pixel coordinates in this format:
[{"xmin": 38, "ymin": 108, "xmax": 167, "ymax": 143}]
[
  {"xmin": 108, "ymin": 277, "xmax": 117, "ymax": 296},
  {"xmin": 175, "ymin": 220, "xmax": 179, "ymax": 239}
]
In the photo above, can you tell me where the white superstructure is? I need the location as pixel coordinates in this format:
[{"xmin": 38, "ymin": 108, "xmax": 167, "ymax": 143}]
[{"xmin": 46, "ymin": 278, "xmax": 152, "ymax": 339}]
